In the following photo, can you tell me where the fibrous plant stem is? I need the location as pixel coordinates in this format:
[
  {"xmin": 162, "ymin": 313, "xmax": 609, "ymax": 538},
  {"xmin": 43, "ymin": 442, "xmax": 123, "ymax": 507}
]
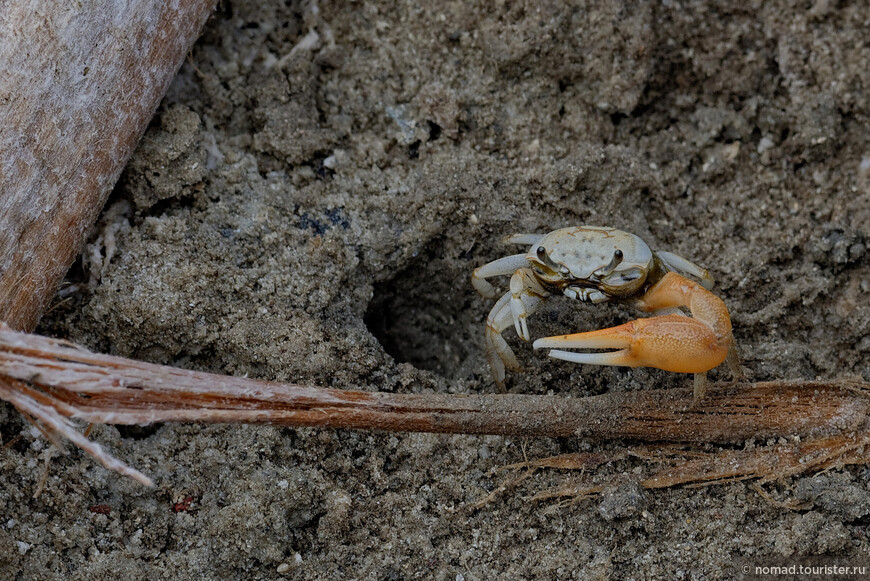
[
  {"xmin": 0, "ymin": 0, "xmax": 217, "ymax": 332},
  {"xmin": 0, "ymin": 324, "xmax": 867, "ymax": 485}
]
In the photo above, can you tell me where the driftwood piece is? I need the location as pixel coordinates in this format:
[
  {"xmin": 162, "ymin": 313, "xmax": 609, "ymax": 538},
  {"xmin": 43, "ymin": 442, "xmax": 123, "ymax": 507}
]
[
  {"xmin": 0, "ymin": 324, "xmax": 867, "ymax": 485},
  {"xmin": 0, "ymin": 0, "xmax": 217, "ymax": 332}
]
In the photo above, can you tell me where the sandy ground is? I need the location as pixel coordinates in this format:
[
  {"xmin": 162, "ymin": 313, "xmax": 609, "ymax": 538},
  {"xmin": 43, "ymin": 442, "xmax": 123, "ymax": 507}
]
[{"xmin": 2, "ymin": 1, "xmax": 870, "ymax": 579}]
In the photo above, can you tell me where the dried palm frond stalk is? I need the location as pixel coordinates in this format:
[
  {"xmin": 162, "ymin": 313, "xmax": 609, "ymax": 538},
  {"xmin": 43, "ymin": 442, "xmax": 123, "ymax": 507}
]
[
  {"xmin": 0, "ymin": 323, "xmax": 867, "ymax": 486},
  {"xmin": 0, "ymin": 0, "xmax": 218, "ymax": 332},
  {"xmin": 0, "ymin": 0, "xmax": 217, "ymax": 487}
]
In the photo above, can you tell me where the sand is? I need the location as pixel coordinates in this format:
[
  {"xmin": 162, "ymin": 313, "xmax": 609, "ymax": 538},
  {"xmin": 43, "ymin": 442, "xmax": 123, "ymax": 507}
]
[{"xmin": 2, "ymin": 1, "xmax": 869, "ymax": 578}]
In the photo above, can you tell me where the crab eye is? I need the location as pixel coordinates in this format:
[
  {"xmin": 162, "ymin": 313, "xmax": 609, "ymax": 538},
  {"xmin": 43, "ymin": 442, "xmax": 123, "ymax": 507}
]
[
  {"xmin": 594, "ymin": 249, "xmax": 625, "ymax": 278},
  {"xmin": 535, "ymin": 246, "xmax": 567, "ymax": 275}
]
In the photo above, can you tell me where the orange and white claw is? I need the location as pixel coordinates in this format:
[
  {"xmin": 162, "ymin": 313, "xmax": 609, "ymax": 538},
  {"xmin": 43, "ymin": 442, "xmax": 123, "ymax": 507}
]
[
  {"xmin": 532, "ymin": 272, "xmax": 735, "ymax": 381},
  {"xmin": 532, "ymin": 314, "xmax": 731, "ymax": 374}
]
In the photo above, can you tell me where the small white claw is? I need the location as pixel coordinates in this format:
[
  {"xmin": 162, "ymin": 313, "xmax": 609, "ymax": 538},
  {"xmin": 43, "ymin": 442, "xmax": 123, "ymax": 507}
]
[{"xmin": 511, "ymin": 296, "xmax": 531, "ymax": 341}]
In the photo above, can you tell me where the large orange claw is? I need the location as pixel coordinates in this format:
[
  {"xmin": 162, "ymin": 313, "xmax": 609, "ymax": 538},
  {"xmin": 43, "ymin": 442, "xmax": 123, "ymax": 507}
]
[
  {"xmin": 533, "ymin": 272, "xmax": 737, "ymax": 400},
  {"xmin": 533, "ymin": 314, "xmax": 730, "ymax": 373}
]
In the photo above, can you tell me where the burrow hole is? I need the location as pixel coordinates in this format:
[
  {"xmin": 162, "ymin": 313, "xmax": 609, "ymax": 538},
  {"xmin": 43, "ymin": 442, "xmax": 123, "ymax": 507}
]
[{"xmin": 364, "ymin": 252, "xmax": 481, "ymax": 380}]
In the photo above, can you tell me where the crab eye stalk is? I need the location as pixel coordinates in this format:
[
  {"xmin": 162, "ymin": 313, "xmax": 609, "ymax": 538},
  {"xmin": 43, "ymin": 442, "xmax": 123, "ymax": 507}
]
[
  {"xmin": 594, "ymin": 249, "xmax": 624, "ymax": 278},
  {"xmin": 534, "ymin": 246, "xmax": 572, "ymax": 277}
]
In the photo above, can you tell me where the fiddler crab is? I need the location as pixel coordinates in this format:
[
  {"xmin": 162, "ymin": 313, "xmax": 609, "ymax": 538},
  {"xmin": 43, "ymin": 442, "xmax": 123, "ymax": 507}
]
[{"xmin": 472, "ymin": 226, "xmax": 741, "ymax": 401}]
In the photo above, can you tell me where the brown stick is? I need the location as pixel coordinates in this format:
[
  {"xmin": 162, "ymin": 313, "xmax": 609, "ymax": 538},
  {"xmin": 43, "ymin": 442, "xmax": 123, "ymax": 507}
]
[
  {"xmin": 1, "ymin": 324, "xmax": 868, "ymax": 439},
  {"xmin": 0, "ymin": 0, "xmax": 217, "ymax": 332}
]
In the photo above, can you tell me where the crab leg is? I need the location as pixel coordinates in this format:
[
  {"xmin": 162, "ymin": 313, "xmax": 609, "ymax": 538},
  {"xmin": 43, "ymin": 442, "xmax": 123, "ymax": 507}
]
[
  {"xmin": 510, "ymin": 268, "xmax": 549, "ymax": 341},
  {"xmin": 533, "ymin": 272, "xmax": 734, "ymax": 400},
  {"xmin": 472, "ymin": 254, "xmax": 528, "ymax": 299},
  {"xmin": 656, "ymin": 251, "xmax": 715, "ymax": 290},
  {"xmin": 485, "ymin": 293, "xmax": 521, "ymax": 387},
  {"xmin": 485, "ymin": 288, "xmax": 546, "ymax": 388}
]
